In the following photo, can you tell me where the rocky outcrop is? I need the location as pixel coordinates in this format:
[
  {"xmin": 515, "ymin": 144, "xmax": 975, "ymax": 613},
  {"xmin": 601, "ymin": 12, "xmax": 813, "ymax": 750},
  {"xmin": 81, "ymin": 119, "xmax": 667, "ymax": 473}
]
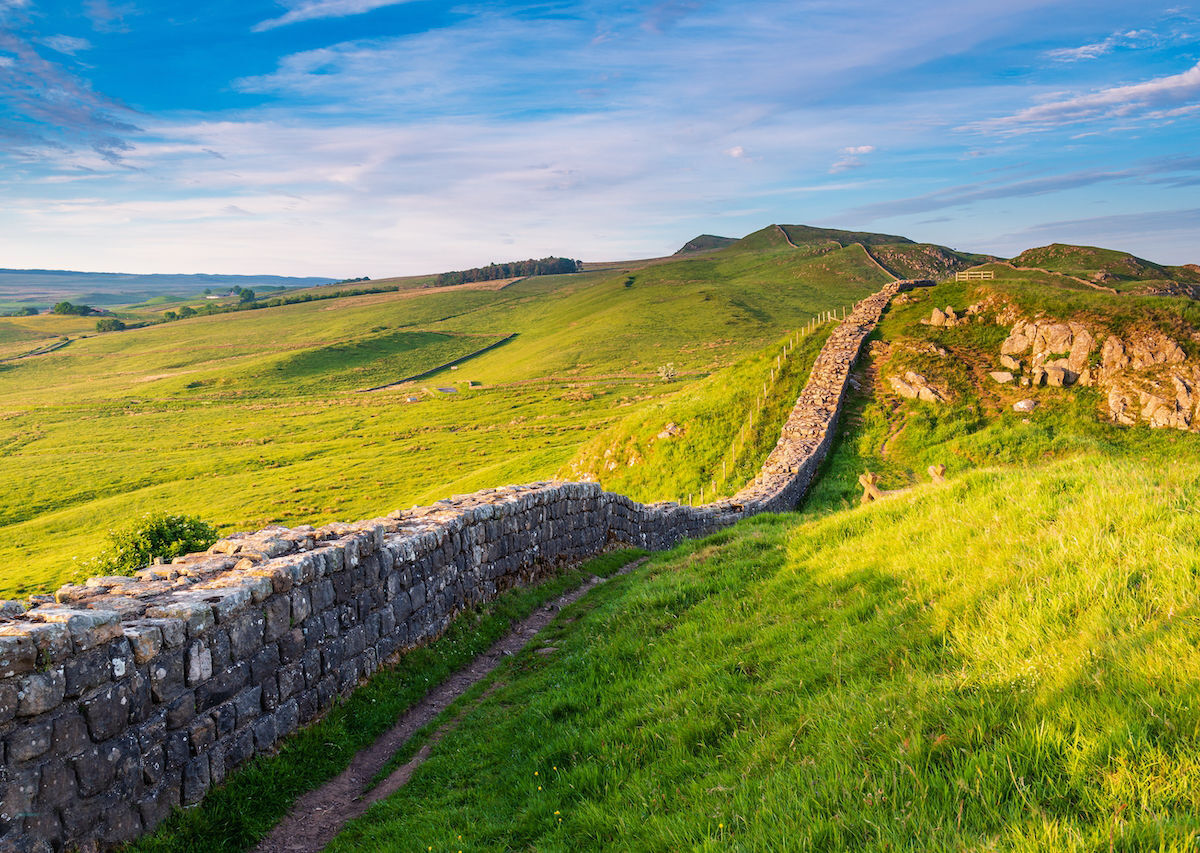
[
  {"xmin": 999, "ymin": 315, "xmax": 1200, "ymax": 430},
  {"xmin": 921, "ymin": 304, "xmax": 980, "ymax": 328},
  {"xmin": 888, "ymin": 370, "xmax": 945, "ymax": 403},
  {"xmin": 999, "ymin": 319, "xmax": 1096, "ymax": 387}
]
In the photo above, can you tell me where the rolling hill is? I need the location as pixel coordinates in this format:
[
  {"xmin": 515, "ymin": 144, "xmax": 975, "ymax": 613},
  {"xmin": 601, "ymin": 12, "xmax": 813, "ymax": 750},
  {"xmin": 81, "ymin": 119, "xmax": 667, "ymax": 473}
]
[
  {"xmin": 0, "ymin": 228, "xmax": 890, "ymax": 596},
  {"xmin": 7, "ymin": 222, "xmax": 1200, "ymax": 853}
]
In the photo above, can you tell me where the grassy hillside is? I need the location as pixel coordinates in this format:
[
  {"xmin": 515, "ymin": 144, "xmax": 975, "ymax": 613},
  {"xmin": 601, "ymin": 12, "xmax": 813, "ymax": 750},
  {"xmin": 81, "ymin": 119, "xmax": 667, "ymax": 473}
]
[
  {"xmin": 325, "ymin": 453, "xmax": 1200, "ymax": 851},
  {"xmin": 869, "ymin": 243, "xmax": 994, "ymax": 281},
  {"xmin": 562, "ymin": 323, "xmax": 834, "ymax": 503},
  {"xmin": 0, "ymin": 236, "xmax": 888, "ymax": 596},
  {"xmin": 801, "ymin": 263, "xmax": 1200, "ymax": 516},
  {"xmin": 675, "ymin": 234, "xmax": 738, "ymax": 254}
]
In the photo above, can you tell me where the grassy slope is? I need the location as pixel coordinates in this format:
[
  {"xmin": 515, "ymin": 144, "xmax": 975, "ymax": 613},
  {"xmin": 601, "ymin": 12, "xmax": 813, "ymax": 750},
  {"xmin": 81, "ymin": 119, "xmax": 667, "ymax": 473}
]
[
  {"xmin": 328, "ymin": 455, "xmax": 1200, "ymax": 852},
  {"xmin": 561, "ymin": 323, "xmax": 835, "ymax": 503},
  {"xmin": 0, "ymin": 242, "xmax": 887, "ymax": 596},
  {"xmin": 806, "ymin": 270, "xmax": 1200, "ymax": 511}
]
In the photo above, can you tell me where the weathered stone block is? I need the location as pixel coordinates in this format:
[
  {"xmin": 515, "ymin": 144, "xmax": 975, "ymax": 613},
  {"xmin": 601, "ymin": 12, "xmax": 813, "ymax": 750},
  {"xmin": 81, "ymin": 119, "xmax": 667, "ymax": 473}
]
[
  {"xmin": 123, "ymin": 623, "xmax": 163, "ymax": 664},
  {"xmin": 150, "ymin": 649, "xmax": 186, "ymax": 703},
  {"xmin": 252, "ymin": 712, "xmax": 276, "ymax": 750},
  {"xmin": 27, "ymin": 608, "xmax": 122, "ymax": 652},
  {"xmin": 181, "ymin": 755, "xmax": 209, "ymax": 806},
  {"xmin": 186, "ymin": 641, "xmax": 213, "ymax": 686},
  {"xmin": 233, "ymin": 685, "xmax": 262, "ymax": 728},
  {"xmin": 164, "ymin": 691, "xmax": 195, "ymax": 730},
  {"xmin": 74, "ymin": 742, "xmax": 118, "ymax": 797},
  {"xmin": 188, "ymin": 714, "xmax": 215, "ymax": 756},
  {"xmin": 262, "ymin": 596, "xmax": 291, "ymax": 642},
  {"xmin": 51, "ymin": 708, "xmax": 90, "ymax": 757},
  {"xmin": 193, "ymin": 662, "xmax": 248, "ymax": 712},
  {"xmin": 227, "ymin": 612, "xmax": 265, "ymax": 659},
  {"xmin": 6, "ymin": 718, "xmax": 52, "ymax": 762},
  {"xmin": 0, "ymin": 635, "xmax": 36, "ymax": 679},
  {"xmin": 80, "ymin": 682, "xmax": 131, "ymax": 742},
  {"xmin": 145, "ymin": 600, "xmax": 214, "ymax": 637},
  {"xmin": 16, "ymin": 669, "xmax": 65, "ymax": 717}
]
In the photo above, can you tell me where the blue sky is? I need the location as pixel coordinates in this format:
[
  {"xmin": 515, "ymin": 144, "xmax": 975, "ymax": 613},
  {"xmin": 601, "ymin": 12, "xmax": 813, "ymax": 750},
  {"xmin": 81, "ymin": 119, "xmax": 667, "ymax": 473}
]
[{"xmin": 0, "ymin": 0, "xmax": 1198, "ymax": 276}]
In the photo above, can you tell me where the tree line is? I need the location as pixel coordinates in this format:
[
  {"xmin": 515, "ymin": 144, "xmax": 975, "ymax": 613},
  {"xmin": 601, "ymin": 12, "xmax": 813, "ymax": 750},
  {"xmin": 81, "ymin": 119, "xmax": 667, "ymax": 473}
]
[{"xmin": 435, "ymin": 257, "xmax": 581, "ymax": 287}]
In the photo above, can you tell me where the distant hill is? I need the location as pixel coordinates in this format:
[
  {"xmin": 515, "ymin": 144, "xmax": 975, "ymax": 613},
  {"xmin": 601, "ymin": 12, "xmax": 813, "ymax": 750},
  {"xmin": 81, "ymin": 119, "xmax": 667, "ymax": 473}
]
[
  {"xmin": 675, "ymin": 234, "xmax": 738, "ymax": 254},
  {"xmin": 733, "ymin": 224, "xmax": 916, "ymax": 252},
  {"xmin": 0, "ymin": 268, "xmax": 336, "ymax": 309},
  {"xmin": 869, "ymin": 243, "xmax": 998, "ymax": 281},
  {"xmin": 728, "ymin": 224, "xmax": 989, "ymax": 280},
  {"xmin": 1010, "ymin": 243, "xmax": 1200, "ymax": 292}
]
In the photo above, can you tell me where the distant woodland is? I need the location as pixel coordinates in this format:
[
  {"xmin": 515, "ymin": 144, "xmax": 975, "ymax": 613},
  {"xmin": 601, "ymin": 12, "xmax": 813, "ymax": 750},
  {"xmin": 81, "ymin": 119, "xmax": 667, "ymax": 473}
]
[{"xmin": 436, "ymin": 257, "xmax": 580, "ymax": 286}]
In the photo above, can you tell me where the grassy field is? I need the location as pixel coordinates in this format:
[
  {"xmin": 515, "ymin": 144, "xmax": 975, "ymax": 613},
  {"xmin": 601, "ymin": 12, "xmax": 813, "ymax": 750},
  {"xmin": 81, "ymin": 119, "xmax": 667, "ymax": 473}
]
[
  {"xmin": 323, "ymin": 454, "xmax": 1200, "ymax": 852},
  {"xmin": 0, "ymin": 237, "xmax": 888, "ymax": 596},
  {"xmin": 562, "ymin": 322, "xmax": 835, "ymax": 503}
]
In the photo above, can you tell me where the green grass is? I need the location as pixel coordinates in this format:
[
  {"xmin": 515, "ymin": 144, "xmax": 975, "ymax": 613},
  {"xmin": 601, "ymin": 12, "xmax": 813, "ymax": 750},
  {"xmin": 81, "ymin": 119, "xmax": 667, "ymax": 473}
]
[
  {"xmin": 325, "ymin": 455, "xmax": 1200, "ymax": 852},
  {"xmin": 804, "ymin": 275, "xmax": 1200, "ymax": 511},
  {"xmin": 0, "ymin": 239, "xmax": 888, "ymax": 596},
  {"xmin": 126, "ymin": 548, "xmax": 647, "ymax": 853},
  {"xmin": 562, "ymin": 323, "xmax": 834, "ymax": 503}
]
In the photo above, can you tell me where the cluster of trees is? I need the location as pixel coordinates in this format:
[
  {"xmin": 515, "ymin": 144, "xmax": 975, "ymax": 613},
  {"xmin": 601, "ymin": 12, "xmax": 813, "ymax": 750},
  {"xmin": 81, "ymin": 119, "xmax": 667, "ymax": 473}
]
[
  {"xmin": 331, "ymin": 276, "xmax": 371, "ymax": 285},
  {"xmin": 96, "ymin": 318, "xmax": 126, "ymax": 332},
  {"xmin": 1, "ymin": 307, "xmax": 39, "ymax": 317},
  {"xmin": 435, "ymin": 257, "xmax": 581, "ymax": 287},
  {"xmin": 51, "ymin": 301, "xmax": 96, "ymax": 316}
]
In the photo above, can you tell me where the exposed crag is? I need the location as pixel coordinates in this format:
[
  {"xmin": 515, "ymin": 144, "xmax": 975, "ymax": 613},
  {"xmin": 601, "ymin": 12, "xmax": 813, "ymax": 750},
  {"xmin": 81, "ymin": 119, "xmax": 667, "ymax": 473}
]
[{"xmin": 997, "ymin": 314, "xmax": 1200, "ymax": 430}]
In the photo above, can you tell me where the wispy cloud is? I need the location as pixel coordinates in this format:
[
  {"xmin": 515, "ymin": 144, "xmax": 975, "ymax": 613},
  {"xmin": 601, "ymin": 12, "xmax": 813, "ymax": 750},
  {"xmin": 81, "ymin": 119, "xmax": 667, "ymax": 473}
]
[
  {"xmin": 83, "ymin": 0, "xmax": 138, "ymax": 33},
  {"xmin": 847, "ymin": 155, "xmax": 1200, "ymax": 222},
  {"xmin": 39, "ymin": 35, "xmax": 92, "ymax": 55},
  {"xmin": 252, "ymin": 0, "xmax": 417, "ymax": 32},
  {"xmin": 0, "ymin": 28, "xmax": 139, "ymax": 161},
  {"xmin": 830, "ymin": 144, "xmax": 875, "ymax": 173},
  {"xmin": 974, "ymin": 61, "xmax": 1200, "ymax": 134},
  {"xmin": 1046, "ymin": 29, "xmax": 1155, "ymax": 61}
]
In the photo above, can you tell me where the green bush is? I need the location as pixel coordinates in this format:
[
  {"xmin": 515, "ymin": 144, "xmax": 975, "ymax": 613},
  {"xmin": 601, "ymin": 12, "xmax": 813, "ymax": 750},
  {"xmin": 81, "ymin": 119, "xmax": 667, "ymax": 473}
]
[
  {"xmin": 82, "ymin": 512, "xmax": 219, "ymax": 577},
  {"xmin": 95, "ymin": 318, "xmax": 126, "ymax": 332}
]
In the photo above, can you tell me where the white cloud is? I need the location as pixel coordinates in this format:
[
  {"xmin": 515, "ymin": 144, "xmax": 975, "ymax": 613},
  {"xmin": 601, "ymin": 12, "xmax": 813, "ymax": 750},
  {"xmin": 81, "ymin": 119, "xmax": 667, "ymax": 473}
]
[
  {"xmin": 830, "ymin": 144, "xmax": 875, "ymax": 173},
  {"xmin": 0, "ymin": 55, "xmax": 14, "ymax": 68},
  {"xmin": 253, "ymin": 0, "xmax": 417, "ymax": 32},
  {"xmin": 976, "ymin": 61, "xmax": 1200, "ymax": 134},
  {"xmin": 1046, "ymin": 29, "xmax": 1155, "ymax": 62},
  {"xmin": 725, "ymin": 146, "xmax": 746, "ymax": 158},
  {"xmin": 39, "ymin": 35, "xmax": 93, "ymax": 55}
]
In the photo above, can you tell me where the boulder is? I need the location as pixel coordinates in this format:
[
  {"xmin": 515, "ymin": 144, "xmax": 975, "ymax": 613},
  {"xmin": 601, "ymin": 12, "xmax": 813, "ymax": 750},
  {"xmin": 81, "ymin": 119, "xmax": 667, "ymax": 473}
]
[
  {"xmin": 1001, "ymin": 322, "xmax": 1033, "ymax": 355},
  {"xmin": 1000, "ymin": 354, "xmax": 1021, "ymax": 372},
  {"xmin": 1012, "ymin": 399, "xmax": 1038, "ymax": 413},
  {"xmin": 1034, "ymin": 323, "xmax": 1073, "ymax": 355},
  {"xmin": 989, "ymin": 371, "xmax": 1014, "ymax": 384},
  {"xmin": 1044, "ymin": 365, "xmax": 1070, "ymax": 387},
  {"xmin": 887, "ymin": 376, "xmax": 917, "ymax": 399},
  {"xmin": 927, "ymin": 308, "xmax": 947, "ymax": 327}
]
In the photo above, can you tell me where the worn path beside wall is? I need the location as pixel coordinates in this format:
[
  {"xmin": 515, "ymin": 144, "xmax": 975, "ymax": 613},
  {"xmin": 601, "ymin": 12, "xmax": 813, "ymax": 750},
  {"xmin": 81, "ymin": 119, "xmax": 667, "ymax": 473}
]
[{"xmin": 0, "ymin": 278, "xmax": 927, "ymax": 851}]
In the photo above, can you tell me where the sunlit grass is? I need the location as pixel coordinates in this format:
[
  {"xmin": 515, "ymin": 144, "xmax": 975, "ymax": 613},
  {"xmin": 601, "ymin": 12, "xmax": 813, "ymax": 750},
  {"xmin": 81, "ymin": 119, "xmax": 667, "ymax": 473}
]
[{"xmin": 328, "ymin": 457, "xmax": 1200, "ymax": 852}]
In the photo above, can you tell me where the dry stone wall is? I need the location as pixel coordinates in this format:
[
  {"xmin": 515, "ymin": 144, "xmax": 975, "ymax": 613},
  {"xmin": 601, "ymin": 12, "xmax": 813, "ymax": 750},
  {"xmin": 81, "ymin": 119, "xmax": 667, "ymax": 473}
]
[{"xmin": 0, "ymin": 278, "xmax": 924, "ymax": 852}]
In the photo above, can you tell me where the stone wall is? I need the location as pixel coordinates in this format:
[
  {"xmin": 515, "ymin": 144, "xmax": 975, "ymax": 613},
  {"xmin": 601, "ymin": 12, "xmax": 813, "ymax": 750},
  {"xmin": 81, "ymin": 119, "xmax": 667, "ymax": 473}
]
[{"xmin": 0, "ymin": 278, "xmax": 924, "ymax": 851}]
